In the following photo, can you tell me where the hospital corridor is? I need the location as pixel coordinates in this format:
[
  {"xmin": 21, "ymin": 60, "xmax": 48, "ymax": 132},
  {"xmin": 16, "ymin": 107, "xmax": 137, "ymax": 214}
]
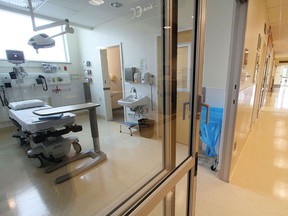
[{"xmin": 231, "ymin": 86, "xmax": 288, "ymax": 201}]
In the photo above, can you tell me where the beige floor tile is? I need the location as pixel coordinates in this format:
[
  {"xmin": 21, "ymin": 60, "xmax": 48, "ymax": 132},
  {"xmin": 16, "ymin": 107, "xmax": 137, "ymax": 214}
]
[
  {"xmin": 1, "ymin": 87, "xmax": 288, "ymax": 215},
  {"xmin": 231, "ymin": 87, "xmax": 288, "ymax": 203}
]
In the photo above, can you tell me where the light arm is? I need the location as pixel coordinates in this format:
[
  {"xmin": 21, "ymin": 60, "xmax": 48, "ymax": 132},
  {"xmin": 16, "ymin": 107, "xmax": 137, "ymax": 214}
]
[{"xmin": 28, "ymin": 0, "xmax": 69, "ymax": 32}]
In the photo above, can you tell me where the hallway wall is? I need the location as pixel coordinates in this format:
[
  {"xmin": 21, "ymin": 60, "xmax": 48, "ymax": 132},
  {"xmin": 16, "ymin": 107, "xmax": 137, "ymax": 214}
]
[
  {"xmin": 231, "ymin": 0, "xmax": 272, "ymax": 173},
  {"xmin": 203, "ymin": 0, "xmax": 234, "ymax": 90}
]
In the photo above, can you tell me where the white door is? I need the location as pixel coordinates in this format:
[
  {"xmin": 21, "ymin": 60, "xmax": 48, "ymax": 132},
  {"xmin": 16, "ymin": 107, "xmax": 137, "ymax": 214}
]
[{"xmin": 105, "ymin": 0, "xmax": 207, "ymax": 215}]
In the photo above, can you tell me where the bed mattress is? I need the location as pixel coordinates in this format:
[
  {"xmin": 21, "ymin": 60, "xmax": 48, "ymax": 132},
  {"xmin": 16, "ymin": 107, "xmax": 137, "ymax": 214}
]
[{"xmin": 9, "ymin": 105, "xmax": 76, "ymax": 133}]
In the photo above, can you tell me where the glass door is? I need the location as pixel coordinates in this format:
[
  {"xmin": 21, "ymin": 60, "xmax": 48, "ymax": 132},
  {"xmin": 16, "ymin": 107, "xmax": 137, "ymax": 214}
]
[
  {"xmin": 0, "ymin": 1, "xmax": 206, "ymax": 216},
  {"xmin": 106, "ymin": 0, "xmax": 207, "ymax": 215}
]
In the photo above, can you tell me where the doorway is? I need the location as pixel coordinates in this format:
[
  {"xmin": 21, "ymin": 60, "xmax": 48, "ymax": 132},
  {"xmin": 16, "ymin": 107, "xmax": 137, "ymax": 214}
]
[
  {"xmin": 100, "ymin": 44, "xmax": 124, "ymax": 122},
  {"xmin": 106, "ymin": 45, "xmax": 124, "ymax": 123}
]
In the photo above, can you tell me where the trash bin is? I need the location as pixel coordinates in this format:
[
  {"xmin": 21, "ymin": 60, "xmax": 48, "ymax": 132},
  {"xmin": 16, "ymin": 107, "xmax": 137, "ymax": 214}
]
[
  {"xmin": 200, "ymin": 107, "xmax": 223, "ymax": 157},
  {"xmin": 138, "ymin": 118, "xmax": 155, "ymax": 138}
]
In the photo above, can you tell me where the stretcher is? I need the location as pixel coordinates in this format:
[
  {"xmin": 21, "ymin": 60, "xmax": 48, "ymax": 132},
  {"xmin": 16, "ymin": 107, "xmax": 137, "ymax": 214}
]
[{"xmin": 9, "ymin": 100, "xmax": 106, "ymax": 183}]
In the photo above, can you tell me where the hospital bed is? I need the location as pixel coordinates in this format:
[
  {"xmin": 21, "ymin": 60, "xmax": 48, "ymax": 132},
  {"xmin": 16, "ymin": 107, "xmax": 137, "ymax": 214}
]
[
  {"xmin": 9, "ymin": 100, "xmax": 107, "ymax": 184},
  {"xmin": 9, "ymin": 100, "xmax": 82, "ymax": 166}
]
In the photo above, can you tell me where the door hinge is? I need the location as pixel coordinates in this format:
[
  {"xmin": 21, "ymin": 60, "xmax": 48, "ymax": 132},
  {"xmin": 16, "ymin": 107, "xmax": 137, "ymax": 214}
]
[{"xmin": 194, "ymin": 152, "xmax": 199, "ymax": 176}]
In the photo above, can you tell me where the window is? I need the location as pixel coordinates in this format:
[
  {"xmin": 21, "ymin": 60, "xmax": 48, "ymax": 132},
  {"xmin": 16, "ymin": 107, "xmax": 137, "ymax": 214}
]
[{"xmin": 0, "ymin": 9, "xmax": 70, "ymax": 62}]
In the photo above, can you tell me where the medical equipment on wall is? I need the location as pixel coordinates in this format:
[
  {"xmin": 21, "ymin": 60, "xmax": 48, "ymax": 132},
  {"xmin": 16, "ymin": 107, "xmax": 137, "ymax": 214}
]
[
  {"xmin": 41, "ymin": 63, "xmax": 57, "ymax": 73},
  {"xmin": 6, "ymin": 50, "xmax": 25, "ymax": 64},
  {"xmin": 9, "ymin": 99, "xmax": 83, "ymax": 168},
  {"xmin": 36, "ymin": 75, "xmax": 48, "ymax": 91},
  {"xmin": 0, "ymin": 86, "xmax": 9, "ymax": 107},
  {"xmin": 27, "ymin": 0, "xmax": 74, "ymax": 53},
  {"xmin": 141, "ymin": 72, "xmax": 153, "ymax": 85},
  {"xmin": 6, "ymin": 50, "xmax": 28, "ymax": 80}
]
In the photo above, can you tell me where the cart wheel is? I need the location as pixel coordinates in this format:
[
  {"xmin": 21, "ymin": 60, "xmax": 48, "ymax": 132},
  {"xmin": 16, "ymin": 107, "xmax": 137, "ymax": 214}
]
[
  {"xmin": 72, "ymin": 142, "xmax": 82, "ymax": 154},
  {"xmin": 32, "ymin": 157, "xmax": 43, "ymax": 168},
  {"xmin": 211, "ymin": 165, "xmax": 217, "ymax": 171}
]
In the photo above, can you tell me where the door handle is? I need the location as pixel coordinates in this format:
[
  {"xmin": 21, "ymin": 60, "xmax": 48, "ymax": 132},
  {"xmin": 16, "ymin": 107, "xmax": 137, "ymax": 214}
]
[
  {"xmin": 182, "ymin": 101, "xmax": 190, "ymax": 120},
  {"xmin": 198, "ymin": 95, "xmax": 210, "ymax": 125}
]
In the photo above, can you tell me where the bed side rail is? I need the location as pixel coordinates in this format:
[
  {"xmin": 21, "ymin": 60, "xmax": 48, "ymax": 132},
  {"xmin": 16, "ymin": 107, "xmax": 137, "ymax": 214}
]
[{"xmin": 32, "ymin": 124, "xmax": 82, "ymax": 143}]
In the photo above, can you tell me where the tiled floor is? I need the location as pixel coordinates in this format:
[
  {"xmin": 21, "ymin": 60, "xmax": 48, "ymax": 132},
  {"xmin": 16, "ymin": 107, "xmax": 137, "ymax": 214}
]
[
  {"xmin": 1, "ymin": 87, "xmax": 288, "ymax": 215},
  {"xmin": 0, "ymin": 115, "xmax": 165, "ymax": 216},
  {"xmin": 230, "ymin": 86, "xmax": 288, "ymax": 211}
]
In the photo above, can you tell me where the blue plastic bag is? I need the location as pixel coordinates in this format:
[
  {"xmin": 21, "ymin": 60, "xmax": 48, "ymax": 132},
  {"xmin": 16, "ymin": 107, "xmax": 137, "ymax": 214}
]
[{"xmin": 200, "ymin": 107, "xmax": 223, "ymax": 157}]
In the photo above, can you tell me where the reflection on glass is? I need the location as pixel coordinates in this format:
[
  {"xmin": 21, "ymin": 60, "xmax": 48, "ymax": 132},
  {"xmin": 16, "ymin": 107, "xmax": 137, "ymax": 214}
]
[
  {"xmin": 175, "ymin": 0, "xmax": 195, "ymax": 166},
  {"xmin": 1, "ymin": 0, "xmax": 197, "ymax": 215}
]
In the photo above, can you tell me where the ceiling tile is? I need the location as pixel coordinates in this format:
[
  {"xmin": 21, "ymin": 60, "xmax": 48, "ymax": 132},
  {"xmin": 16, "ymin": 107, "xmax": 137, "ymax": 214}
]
[
  {"xmin": 266, "ymin": 0, "xmax": 281, "ymax": 8},
  {"xmin": 47, "ymin": 0, "xmax": 88, "ymax": 11},
  {"xmin": 281, "ymin": 23, "xmax": 288, "ymax": 32},
  {"xmin": 266, "ymin": 0, "xmax": 288, "ymax": 8},
  {"xmin": 267, "ymin": 6, "xmax": 281, "ymax": 24},
  {"xmin": 36, "ymin": 3, "xmax": 77, "ymax": 20},
  {"xmin": 282, "ymin": 5, "xmax": 288, "ymax": 23},
  {"xmin": 69, "ymin": 13, "xmax": 107, "ymax": 27}
]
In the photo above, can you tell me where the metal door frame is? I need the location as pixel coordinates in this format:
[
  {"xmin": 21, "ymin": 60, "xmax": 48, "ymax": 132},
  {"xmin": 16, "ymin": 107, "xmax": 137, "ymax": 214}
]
[{"xmin": 106, "ymin": 0, "xmax": 207, "ymax": 215}]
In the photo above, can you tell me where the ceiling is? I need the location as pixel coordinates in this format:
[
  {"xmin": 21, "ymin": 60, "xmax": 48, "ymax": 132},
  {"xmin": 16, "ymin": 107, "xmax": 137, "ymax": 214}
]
[
  {"xmin": 0, "ymin": 0, "xmax": 138, "ymax": 29},
  {"xmin": 266, "ymin": 0, "xmax": 288, "ymax": 58},
  {"xmin": 0, "ymin": 0, "xmax": 287, "ymax": 58}
]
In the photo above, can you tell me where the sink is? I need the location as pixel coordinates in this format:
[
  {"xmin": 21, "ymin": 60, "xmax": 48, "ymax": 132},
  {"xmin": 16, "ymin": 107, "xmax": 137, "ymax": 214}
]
[{"xmin": 118, "ymin": 95, "xmax": 149, "ymax": 108}]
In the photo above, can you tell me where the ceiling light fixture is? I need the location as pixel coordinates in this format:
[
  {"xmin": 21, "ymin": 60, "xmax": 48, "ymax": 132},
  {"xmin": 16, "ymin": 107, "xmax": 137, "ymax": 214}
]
[
  {"xmin": 0, "ymin": 0, "xmax": 46, "ymax": 11},
  {"xmin": 89, "ymin": 0, "xmax": 104, "ymax": 6},
  {"xmin": 110, "ymin": 2, "xmax": 122, "ymax": 8},
  {"xmin": 27, "ymin": 0, "xmax": 74, "ymax": 53}
]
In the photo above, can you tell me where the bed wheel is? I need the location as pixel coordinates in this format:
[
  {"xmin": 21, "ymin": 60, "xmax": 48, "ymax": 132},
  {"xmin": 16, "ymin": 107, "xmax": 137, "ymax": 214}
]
[
  {"xmin": 211, "ymin": 165, "xmax": 216, "ymax": 171},
  {"xmin": 32, "ymin": 157, "xmax": 43, "ymax": 168},
  {"xmin": 72, "ymin": 142, "xmax": 82, "ymax": 154}
]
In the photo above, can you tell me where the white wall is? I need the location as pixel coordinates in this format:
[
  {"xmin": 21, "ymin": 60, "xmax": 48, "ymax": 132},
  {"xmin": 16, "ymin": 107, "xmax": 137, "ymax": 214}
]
[
  {"xmin": 77, "ymin": 14, "xmax": 162, "ymax": 121},
  {"xmin": 200, "ymin": 0, "xmax": 235, "ymax": 161},
  {"xmin": 203, "ymin": 0, "xmax": 234, "ymax": 90}
]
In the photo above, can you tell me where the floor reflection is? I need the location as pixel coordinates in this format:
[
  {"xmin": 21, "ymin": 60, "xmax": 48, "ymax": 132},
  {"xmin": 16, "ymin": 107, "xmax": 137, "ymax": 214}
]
[{"xmin": 231, "ymin": 85, "xmax": 288, "ymax": 202}]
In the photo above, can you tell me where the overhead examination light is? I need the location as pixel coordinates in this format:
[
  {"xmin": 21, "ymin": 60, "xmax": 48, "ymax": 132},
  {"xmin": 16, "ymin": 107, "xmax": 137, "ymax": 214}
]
[
  {"xmin": 26, "ymin": 0, "xmax": 74, "ymax": 53},
  {"xmin": 28, "ymin": 33, "xmax": 55, "ymax": 51}
]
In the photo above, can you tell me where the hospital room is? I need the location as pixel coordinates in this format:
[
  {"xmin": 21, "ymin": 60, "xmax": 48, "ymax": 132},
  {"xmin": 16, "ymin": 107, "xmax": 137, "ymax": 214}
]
[{"xmin": 0, "ymin": 0, "xmax": 229, "ymax": 215}]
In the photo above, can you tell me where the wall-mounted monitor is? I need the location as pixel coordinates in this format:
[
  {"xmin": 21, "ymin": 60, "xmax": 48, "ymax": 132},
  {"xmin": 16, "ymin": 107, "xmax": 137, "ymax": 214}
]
[{"xmin": 6, "ymin": 50, "xmax": 25, "ymax": 64}]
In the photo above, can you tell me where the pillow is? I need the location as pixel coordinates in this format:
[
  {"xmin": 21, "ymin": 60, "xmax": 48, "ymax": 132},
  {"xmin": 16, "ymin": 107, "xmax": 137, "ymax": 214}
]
[{"xmin": 9, "ymin": 99, "xmax": 46, "ymax": 110}]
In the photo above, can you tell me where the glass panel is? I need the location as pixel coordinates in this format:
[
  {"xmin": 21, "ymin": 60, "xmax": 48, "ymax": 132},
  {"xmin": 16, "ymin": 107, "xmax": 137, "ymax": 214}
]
[
  {"xmin": 148, "ymin": 173, "xmax": 188, "ymax": 215},
  {"xmin": 0, "ymin": 0, "xmax": 197, "ymax": 215},
  {"xmin": 176, "ymin": 0, "xmax": 195, "ymax": 165}
]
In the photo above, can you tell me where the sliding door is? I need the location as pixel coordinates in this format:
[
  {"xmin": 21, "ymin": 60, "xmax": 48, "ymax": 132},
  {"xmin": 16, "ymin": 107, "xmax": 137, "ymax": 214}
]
[{"xmin": 105, "ymin": 0, "xmax": 207, "ymax": 215}]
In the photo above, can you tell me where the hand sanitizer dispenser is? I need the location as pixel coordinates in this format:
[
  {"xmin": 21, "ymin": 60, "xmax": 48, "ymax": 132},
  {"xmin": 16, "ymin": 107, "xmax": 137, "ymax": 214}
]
[
  {"xmin": 141, "ymin": 72, "xmax": 153, "ymax": 84},
  {"xmin": 134, "ymin": 72, "xmax": 141, "ymax": 83}
]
